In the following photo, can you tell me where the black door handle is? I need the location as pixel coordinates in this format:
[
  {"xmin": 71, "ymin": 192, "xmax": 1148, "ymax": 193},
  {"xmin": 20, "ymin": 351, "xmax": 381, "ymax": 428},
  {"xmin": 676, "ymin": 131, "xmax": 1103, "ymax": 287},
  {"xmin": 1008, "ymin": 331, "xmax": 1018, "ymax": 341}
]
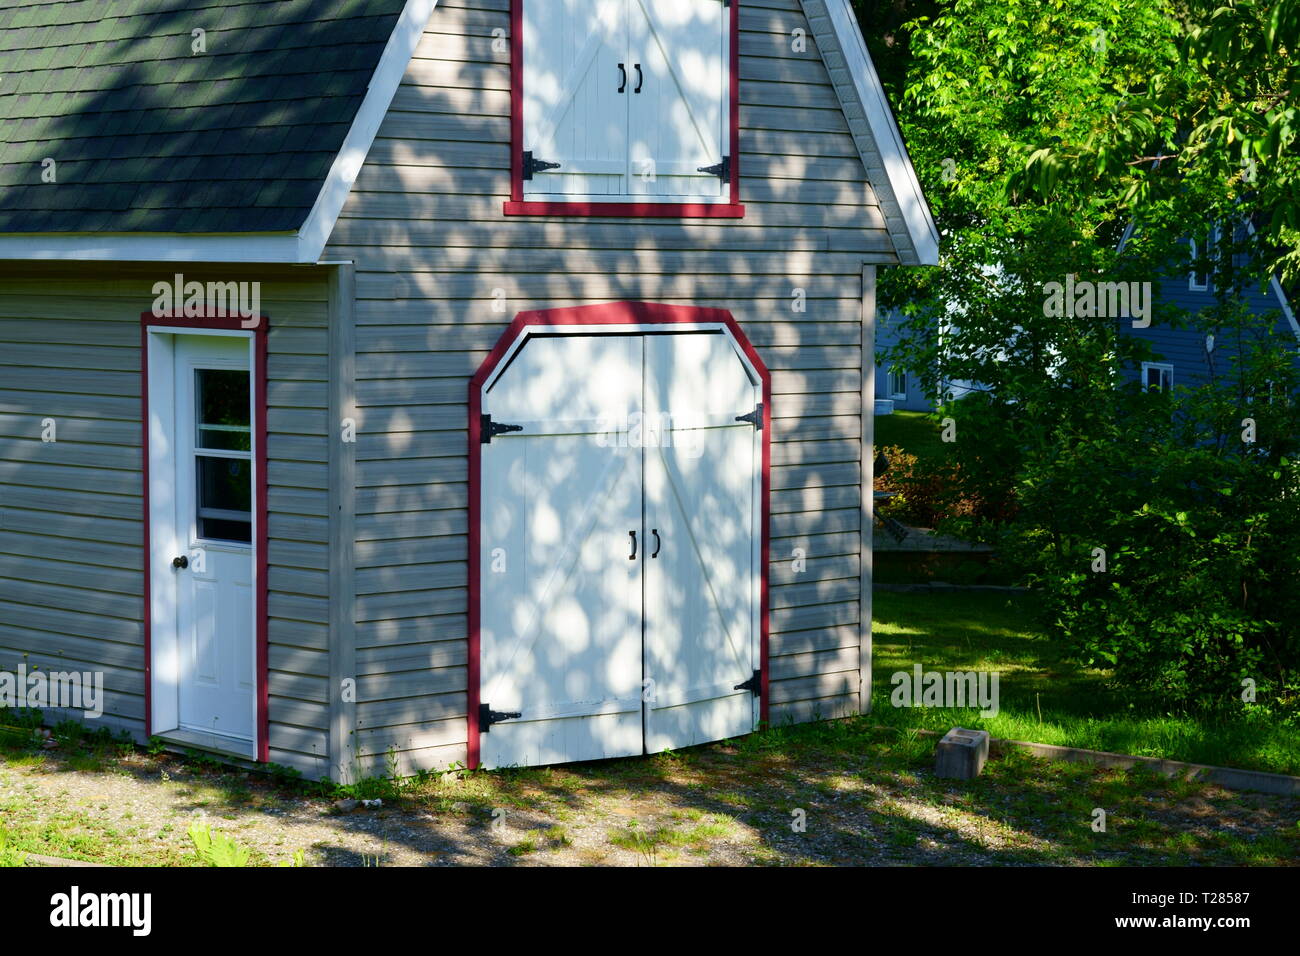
[
  {"xmin": 629, "ymin": 530, "xmax": 637, "ymax": 560},
  {"xmin": 633, "ymin": 63, "xmax": 643, "ymax": 93},
  {"xmin": 618, "ymin": 63, "xmax": 626, "ymax": 92},
  {"xmin": 172, "ymin": 555, "xmax": 189, "ymax": 570},
  {"xmin": 651, "ymin": 529, "xmax": 660, "ymax": 558}
]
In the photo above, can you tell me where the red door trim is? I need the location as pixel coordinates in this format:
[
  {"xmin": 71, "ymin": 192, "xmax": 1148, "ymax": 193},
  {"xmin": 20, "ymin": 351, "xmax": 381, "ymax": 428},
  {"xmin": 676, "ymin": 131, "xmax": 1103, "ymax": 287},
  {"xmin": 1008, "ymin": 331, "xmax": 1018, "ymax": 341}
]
[
  {"xmin": 506, "ymin": 0, "xmax": 743, "ymax": 218},
  {"xmin": 466, "ymin": 301, "xmax": 771, "ymax": 769},
  {"xmin": 140, "ymin": 310, "xmax": 270, "ymax": 763}
]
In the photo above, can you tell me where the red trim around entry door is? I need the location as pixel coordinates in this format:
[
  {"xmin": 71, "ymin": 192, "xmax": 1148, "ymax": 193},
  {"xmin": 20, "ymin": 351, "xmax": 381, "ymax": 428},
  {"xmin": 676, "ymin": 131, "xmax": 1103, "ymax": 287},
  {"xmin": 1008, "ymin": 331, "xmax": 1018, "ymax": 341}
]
[
  {"xmin": 505, "ymin": 0, "xmax": 743, "ymax": 218},
  {"xmin": 466, "ymin": 301, "xmax": 771, "ymax": 769},
  {"xmin": 140, "ymin": 310, "xmax": 270, "ymax": 763}
]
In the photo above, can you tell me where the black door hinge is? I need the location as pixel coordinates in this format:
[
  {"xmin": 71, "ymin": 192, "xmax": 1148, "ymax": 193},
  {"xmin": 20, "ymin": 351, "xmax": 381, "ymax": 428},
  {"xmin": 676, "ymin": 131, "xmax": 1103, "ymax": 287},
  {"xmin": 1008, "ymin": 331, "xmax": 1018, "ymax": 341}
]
[
  {"xmin": 734, "ymin": 402, "xmax": 763, "ymax": 429},
  {"xmin": 480, "ymin": 413, "xmax": 523, "ymax": 443},
  {"xmin": 522, "ymin": 150, "xmax": 561, "ymax": 180},
  {"xmin": 734, "ymin": 669, "xmax": 761, "ymax": 695},
  {"xmin": 479, "ymin": 702, "xmax": 522, "ymax": 732},
  {"xmin": 697, "ymin": 155, "xmax": 730, "ymax": 182}
]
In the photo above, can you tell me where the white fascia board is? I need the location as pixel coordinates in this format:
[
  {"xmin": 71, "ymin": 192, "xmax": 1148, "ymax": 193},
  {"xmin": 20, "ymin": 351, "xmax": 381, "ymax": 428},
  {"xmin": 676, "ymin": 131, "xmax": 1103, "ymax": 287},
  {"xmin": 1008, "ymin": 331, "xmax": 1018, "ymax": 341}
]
[
  {"xmin": 1243, "ymin": 220, "xmax": 1300, "ymax": 343},
  {"xmin": 0, "ymin": 0, "xmax": 440, "ymax": 266},
  {"xmin": 821, "ymin": 0, "xmax": 939, "ymax": 266},
  {"xmin": 1268, "ymin": 273, "xmax": 1300, "ymax": 342},
  {"xmin": 296, "ymin": 0, "xmax": 441, "ymax": 262},
  {"xmin": 0, "ymin": 232, "xmax": 304, "ymax": 263}
]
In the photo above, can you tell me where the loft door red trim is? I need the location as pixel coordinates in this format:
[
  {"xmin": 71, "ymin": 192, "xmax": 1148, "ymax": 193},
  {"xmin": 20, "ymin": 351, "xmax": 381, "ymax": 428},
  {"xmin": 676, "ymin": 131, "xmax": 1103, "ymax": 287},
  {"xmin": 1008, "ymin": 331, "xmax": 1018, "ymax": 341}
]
[{"xmin": 506, "ymin": 0, "xmax": 743, "ymax": 218}]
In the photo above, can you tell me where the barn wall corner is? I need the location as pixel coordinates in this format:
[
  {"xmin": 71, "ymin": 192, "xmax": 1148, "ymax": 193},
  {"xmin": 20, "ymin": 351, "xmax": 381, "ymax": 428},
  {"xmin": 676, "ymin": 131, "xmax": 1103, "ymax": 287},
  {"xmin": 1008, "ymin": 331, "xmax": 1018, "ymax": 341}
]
[
  {"xmin": 327, "ymin": 262, "xmax": 359, "ymax": 784},
  {"xmin": 859, "ymin": 263, "xmax": 876, "ymax": 714}
]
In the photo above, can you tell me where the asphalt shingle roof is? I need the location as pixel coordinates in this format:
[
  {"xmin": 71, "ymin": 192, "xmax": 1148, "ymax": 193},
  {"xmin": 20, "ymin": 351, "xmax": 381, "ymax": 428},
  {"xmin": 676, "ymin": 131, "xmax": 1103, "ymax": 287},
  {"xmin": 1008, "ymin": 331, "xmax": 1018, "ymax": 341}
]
[{"xmin": 0, "ymin": 0, "xmax": 407, "ymax": 233}]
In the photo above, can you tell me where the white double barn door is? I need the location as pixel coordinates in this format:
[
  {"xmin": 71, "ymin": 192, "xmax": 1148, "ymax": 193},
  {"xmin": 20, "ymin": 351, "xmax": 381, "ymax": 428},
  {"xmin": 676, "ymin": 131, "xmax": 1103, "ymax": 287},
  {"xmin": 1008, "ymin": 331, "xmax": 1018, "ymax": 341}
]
[{"xmin": 480, "ymin": 331, "xmax": 761, "ymax": 768}]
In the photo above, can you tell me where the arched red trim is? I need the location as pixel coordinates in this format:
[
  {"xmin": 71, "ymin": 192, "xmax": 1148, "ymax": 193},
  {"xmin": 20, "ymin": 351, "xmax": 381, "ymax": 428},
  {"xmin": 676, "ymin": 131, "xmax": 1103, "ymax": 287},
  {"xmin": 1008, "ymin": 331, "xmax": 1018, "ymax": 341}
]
[{"xmin": 466, "ymin": 301, "xmax": 771, "ymax": 769}]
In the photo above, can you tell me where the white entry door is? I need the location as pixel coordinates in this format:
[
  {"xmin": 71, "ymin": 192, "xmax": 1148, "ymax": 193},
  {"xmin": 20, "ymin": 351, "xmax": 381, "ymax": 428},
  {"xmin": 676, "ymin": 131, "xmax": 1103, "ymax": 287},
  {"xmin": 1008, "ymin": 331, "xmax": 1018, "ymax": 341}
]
[
  {"xmin": 152, "ymin": 335, "xmax": 256, "ymax": 747},
  {"xmin": 478, "ymin": 328, "xmax": 761, "ymax": 769}
]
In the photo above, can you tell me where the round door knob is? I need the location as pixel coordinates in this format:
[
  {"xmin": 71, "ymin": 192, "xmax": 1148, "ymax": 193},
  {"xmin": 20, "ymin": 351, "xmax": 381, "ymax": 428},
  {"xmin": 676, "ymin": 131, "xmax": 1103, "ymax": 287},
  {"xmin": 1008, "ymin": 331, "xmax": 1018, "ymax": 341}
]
[{"xmin": 172, "ymin": 555, "xmax": 189, "ymax": 569}]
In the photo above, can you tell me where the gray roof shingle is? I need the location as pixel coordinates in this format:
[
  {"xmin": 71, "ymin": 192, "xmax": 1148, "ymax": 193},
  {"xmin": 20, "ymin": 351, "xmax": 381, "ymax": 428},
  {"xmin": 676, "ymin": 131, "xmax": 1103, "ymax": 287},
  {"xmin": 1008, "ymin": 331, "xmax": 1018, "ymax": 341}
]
[{"xmin": 0, "ymin": 0, "xmax": 408, "ymax": 234}]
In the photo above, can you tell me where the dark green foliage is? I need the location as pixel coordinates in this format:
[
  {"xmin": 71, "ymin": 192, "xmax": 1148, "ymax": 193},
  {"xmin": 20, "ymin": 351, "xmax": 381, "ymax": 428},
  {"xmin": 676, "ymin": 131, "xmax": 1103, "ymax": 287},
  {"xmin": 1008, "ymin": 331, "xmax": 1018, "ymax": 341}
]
[{"xmin": 875, "ymin": 0, "xmax": 1300, "ymax": 713}]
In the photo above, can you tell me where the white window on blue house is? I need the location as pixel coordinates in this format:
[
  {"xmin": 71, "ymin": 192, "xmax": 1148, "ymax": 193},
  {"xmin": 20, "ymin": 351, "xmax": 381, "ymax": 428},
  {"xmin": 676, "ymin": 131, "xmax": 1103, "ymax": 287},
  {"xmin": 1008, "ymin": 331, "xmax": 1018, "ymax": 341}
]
[
  {"xmin": 1142, "ymin": 362, "xmax": 1174, "ymax": 393},
  {"xmin": 1188, "ymin": 226, "xmax": 1218, "ymax": 291},
  {"xmin": 888, "ymin": 368, "xmax": 908, "ymax": 399}
]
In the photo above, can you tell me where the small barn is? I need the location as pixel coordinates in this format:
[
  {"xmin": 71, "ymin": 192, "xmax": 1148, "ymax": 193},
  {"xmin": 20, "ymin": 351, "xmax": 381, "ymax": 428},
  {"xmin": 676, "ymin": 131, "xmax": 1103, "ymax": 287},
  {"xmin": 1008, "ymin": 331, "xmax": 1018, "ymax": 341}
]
[{"xmin": 0, "ymin": 0, "xmax": 937, "ymax": 780}]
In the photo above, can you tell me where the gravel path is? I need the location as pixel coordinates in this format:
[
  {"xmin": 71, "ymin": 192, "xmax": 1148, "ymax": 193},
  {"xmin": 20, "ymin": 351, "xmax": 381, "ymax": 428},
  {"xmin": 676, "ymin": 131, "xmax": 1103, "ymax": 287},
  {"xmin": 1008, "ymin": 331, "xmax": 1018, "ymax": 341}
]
[{"xmin": 2, "ymin": 724, "xmax": 1297, "ymax": 866}]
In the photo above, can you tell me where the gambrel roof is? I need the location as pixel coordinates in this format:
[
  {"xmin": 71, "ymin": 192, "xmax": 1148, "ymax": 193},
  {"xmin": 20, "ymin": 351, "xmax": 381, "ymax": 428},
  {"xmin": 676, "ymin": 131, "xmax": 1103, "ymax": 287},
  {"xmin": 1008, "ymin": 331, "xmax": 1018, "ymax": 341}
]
[{"xmin": 0, "ymin": 0, "xmax": 937, "ymax": 265}]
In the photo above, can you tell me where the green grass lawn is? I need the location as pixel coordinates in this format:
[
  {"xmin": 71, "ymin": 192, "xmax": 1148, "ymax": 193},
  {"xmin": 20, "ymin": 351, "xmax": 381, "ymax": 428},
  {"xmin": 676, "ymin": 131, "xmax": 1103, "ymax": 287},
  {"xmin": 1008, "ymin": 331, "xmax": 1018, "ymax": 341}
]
[
  {"xmin": 873, "ymin": 410, "xmax": 947, "ymax": 465},
  {"xmin": 5, "ymin": 716, "xmax": 1298, "ymax": 866},
  {"xmin": 871, "ymin": 589, "xmax": 1300, "ymax": 776}
]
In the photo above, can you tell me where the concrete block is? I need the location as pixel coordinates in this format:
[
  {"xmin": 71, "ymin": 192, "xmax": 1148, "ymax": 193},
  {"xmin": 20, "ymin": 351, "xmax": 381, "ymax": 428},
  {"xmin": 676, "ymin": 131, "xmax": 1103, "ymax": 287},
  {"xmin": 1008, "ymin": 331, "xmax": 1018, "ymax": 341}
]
[{"xmin": 935, "ymin": 727, "xmax": 990, "ymax": 779}]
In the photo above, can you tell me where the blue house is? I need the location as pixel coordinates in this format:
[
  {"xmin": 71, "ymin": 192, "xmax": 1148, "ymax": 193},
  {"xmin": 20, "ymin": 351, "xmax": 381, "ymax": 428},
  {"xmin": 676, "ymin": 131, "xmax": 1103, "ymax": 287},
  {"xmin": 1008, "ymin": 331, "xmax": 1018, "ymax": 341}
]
[
  {"xmin": 1122, "ymin": 226, "xmax": 1300, "ymax": 396},
  {"xmin": 874, "ymin": 307, "xmax": 983, "ymax": 413},
  {"xmin": 874, "ymin": 308, "xmax": 935, "ymax": 413},
  {"xmin": 876, "ymin": 230, "xmax": 1300, "ymax": 412}
]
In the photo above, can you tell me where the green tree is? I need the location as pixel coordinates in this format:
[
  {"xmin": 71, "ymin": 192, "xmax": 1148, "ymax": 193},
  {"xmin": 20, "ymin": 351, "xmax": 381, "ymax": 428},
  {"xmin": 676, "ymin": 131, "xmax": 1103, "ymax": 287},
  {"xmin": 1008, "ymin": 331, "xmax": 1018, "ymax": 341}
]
[{"xmin": 875, "ymin": 0, "xmax": 1300, "ymax": 711}]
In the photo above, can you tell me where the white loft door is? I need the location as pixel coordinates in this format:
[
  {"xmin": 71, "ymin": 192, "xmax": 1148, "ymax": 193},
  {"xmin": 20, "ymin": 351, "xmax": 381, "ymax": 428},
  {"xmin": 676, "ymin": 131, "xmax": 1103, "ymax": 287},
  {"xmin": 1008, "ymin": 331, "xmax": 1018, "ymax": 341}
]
[
  {"xmin": 627, "ymin": 0, "xmax": 727, "ymax": 198},
  {"xmin": 642, "ymin": 332, "xmax": 759, "ymax": 751},
  {"xmin": 479, "ymin": 335, "xmax": 646, "ymax": 768},
  {"xmin": 523, "ymin": 0, "xmax": 629, "ymax": 198},
  {"xmin": 171, "ymin": 336, "xmax": 255, "ymax": 743}
]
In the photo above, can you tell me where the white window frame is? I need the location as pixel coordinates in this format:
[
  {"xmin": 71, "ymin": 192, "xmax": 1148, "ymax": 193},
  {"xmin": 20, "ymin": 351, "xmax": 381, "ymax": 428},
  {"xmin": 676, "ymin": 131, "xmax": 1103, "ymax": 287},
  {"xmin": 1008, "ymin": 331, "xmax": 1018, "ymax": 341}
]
[
  {"xmin": 1141, "ymin": 361, "xmax": 1174, "ymax": 393},
  {"xmin": 1189, "ymin": 226, "xmax": 1218, "ymax": 291},
  {"xmin": 888, "ymin": 367, "xmax": 907, "ymax": 400}
]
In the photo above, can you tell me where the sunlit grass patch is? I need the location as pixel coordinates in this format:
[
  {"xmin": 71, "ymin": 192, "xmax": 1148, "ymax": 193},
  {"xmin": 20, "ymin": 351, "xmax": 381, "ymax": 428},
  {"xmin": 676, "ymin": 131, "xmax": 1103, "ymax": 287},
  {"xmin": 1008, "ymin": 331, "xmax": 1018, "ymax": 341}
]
[{"xmin": 872, "ymin": 590, "xmax": 1300, "ymax": 775}]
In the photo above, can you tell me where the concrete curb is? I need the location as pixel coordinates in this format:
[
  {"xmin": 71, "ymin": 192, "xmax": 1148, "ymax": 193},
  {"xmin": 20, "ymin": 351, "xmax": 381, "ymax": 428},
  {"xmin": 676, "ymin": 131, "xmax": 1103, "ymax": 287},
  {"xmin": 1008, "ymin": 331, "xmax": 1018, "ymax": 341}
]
[
  {"xmin": 990, "ymin": 738, "xmax": 1300, "ymax": 797},
  {"xmin": 881, "ymin": 725, "xmax": 1300, "ymax": 796}
]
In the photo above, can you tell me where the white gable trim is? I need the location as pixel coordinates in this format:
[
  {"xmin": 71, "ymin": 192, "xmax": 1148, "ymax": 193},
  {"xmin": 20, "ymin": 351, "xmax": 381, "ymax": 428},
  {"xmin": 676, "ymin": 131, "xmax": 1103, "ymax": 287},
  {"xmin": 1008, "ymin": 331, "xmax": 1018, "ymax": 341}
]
[
  {"xmin": 296, "ymin": 0, "xmax": 440, "ymax": 262},
  {"xmin": 1243, "ymin": 220, "xmax": 1300, "ymax": 343},
  {"xmin": 801, "ymin": 0, "xmax": 939, "ymax": 266},
  {"xmin": 0, "ymin": 0, "xmax": 439, "ymax": 265},
  {"xmin": 1268, "ymin": 274, "xmax": 1300, "ymax": 342}
]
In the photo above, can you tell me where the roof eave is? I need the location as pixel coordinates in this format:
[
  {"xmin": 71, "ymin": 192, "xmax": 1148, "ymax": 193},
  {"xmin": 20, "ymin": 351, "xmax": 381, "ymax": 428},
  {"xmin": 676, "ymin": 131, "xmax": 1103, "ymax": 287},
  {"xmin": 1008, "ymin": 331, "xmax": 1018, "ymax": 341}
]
[
  {"xmin": 0, "ymin": 232, "xmax": 306, "ymax": 264},
  {"xmin": 804, "ymin": 0, "xmax": 940, "ymax": 267}
]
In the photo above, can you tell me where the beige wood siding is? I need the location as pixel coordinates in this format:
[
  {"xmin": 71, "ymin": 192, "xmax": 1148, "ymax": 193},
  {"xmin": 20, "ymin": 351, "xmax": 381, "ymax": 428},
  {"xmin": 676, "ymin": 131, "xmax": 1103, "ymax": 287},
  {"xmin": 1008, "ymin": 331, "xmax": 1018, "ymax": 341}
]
[
  {"xmin": 327, "ymin": 0, "xmax": 894, "ymax": 777},
  {"xmin": 0, "ymin": 267, "xmax": 332, "ymax": 777}
]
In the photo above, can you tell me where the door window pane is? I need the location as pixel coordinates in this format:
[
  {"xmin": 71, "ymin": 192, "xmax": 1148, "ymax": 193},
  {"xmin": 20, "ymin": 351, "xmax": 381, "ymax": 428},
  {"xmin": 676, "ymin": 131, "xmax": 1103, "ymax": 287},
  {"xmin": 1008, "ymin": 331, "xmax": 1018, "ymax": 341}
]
[
  {"xmin": 196, "ymin": 368, "xmax": 251, "ymax": 452},
  {"xmin": 196, "ymin": 455, "xmax": 252, "ymax": 543}
]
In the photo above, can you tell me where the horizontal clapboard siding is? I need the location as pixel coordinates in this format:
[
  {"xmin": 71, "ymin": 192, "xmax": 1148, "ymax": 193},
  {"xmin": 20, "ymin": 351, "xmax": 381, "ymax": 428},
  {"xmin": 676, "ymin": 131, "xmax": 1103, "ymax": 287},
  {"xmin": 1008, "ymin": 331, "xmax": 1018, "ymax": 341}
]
[
  {"xmin": 325, "ymin": 0, "xmax": 879, "ymax": 772},
  {"xmin": 0, "ymin": 268, "xmax": 332, "ymax": 776}
]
